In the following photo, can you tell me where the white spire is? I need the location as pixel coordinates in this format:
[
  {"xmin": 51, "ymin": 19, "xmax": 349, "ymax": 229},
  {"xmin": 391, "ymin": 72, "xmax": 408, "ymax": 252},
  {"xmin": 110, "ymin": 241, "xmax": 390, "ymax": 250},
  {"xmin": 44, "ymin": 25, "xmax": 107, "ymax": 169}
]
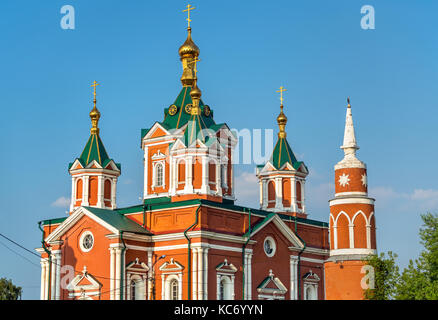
[
  {"xmin": 335, "ymin": 98, "xmax": 365, "ymax": 169},
  {"xmin": 341, "ymin": 98, "xmax": 359, "ymax": 158}
]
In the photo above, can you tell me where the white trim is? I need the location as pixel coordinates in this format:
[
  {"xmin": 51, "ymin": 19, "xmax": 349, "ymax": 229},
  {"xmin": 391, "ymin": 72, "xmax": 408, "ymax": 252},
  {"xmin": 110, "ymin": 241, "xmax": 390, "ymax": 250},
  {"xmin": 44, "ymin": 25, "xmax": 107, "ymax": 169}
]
[
  {"xmin": 79, "ymin": 231, "xmax": 94, "ymax": 253},
  {"xmin": 330, "ymin": 248, "xmax": 376, "ymax": 256},
  {"xmin": 330, "ymin": 197, "xmax": 375, "ymax": 206}
]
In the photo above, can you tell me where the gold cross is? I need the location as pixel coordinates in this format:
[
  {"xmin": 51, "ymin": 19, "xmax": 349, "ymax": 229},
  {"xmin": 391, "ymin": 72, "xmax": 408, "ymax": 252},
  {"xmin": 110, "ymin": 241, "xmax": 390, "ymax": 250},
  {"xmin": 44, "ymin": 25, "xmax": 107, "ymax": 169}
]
[
  {"xmin": 276, "ymin": 86, "xmax": 287, "ymax": 105},
  {"xmin": 91, "ymin": 80, "xmax": 99, "ymax": 100},
  {"xmin": 189, "ymin": 58, "xmax": 201, "ymax": 77},
  {"xmin": 183, "ymin": 4, "xmax": 195, "ymax": 28}
]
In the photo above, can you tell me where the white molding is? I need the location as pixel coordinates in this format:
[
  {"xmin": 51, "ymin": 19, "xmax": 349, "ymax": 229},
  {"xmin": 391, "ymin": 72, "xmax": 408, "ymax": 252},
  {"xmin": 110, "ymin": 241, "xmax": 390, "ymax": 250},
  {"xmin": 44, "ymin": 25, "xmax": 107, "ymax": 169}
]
[
  {"xmin": 330, "ymin": 248, "xmax": 376, "ymax": 256},
  {"xmin": 330, "ymin": 197, "xmax": 375, "ymax": 206}
]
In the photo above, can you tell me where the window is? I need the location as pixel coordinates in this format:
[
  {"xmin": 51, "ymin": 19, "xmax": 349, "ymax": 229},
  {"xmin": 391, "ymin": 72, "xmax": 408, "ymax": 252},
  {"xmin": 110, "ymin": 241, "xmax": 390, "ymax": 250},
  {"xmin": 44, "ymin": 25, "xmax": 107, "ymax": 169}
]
[
  {"xmin": 130, "ymin": 277, "xmax": 145, "ymax": 300},
  {"xmin": 263, "ymin": 236, "xmax": 276, "ymax": 257},
  {"xmin": 79, "ymin": 231, "xmax": 94, "ymax": 252},
  {"xmin": 219, "ymin": 280, "xmax": 225, "ymax": 300},
  {"xmin": 130, "ymin": 280, "xmax": 136, "ymax": 300},
  {"xmin": 218, "ymin": 277, "xmax": 232, "ymax": 300},
  {"xmin": 155, "ymin": 163, "xmax": 164, "ymax": 187},
  {"xmin": 170, "ymin": 279, "xmax": 179, "ymax": 300}
]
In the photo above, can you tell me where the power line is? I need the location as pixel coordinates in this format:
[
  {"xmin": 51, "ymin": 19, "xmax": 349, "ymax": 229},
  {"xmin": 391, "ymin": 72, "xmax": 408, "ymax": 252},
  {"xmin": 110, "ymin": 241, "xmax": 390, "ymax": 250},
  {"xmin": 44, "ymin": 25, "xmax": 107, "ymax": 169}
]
[{"xmin": 0, "ymin": 239, "xmax": 40, "ymax": 269}]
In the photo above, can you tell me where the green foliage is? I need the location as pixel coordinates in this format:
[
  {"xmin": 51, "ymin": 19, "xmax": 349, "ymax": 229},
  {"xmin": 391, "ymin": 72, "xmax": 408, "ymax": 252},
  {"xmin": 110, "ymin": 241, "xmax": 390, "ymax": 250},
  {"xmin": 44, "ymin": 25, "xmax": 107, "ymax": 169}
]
[
  {"xmin": 365, "ymin": 213, "xmax": 438, "ymax": 300},
  {"xmin": 363, "ymin": 251, "xmax": 399, "ymax": 300},
  {"xmin": 395, "ymin": 213, "xmax": 438, "ymax": 300},
  {"xmin": 0, "ymin": 278, "xmax": 22, "ymax": 300}
]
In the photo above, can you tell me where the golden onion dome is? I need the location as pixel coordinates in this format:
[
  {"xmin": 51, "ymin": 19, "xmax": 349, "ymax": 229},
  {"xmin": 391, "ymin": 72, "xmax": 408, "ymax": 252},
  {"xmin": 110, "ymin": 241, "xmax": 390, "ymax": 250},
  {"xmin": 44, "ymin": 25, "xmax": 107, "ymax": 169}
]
[
  {"xmin": 89, "ymin": 105, "xmax": 101, "ymax": 134},
  {"xmin": 178, "ymin": 28, "xmax": 200, "ymax": 58},
  {"xmin": 277, "ymin": 105, "xmax": 287, "ymax": 138},
  {"xmin": 277, "ymin": 105, "xmax": 287, "ymax": 126},
  {"xmin": 190, "ymin": 84, "xmax": 202, "ymax": 100}
]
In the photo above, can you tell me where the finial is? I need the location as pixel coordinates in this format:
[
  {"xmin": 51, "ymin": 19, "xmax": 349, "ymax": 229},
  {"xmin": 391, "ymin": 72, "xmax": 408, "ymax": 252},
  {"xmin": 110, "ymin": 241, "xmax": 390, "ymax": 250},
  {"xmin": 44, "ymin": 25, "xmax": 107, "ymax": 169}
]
[
  {"xmin": 89, "ymin": 81, "xmax": 101, "ymax": 135},
  {"xmin": 276, "ymin": 87, "xmax": 288, "ymax": 138},
  {"xmin": 347, "ymin": 96, "xmax": 351, "ymax": 108},
  {"xmin": 183, "ymin": 4, "xmax": 195, "ymax": 29},
  {"xmin": 276, "ymin": 86, "xmax": 287, "ymax": 106},
  {"xmin": 179, "ymin": 4, "xmax": 200, "ymax": 87}
]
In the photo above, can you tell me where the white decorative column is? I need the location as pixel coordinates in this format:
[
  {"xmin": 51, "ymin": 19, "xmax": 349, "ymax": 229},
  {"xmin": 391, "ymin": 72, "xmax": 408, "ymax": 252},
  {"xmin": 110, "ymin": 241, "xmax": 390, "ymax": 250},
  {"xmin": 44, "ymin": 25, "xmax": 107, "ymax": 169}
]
[
  {"xmin": 247, "ymin": 253, "xmax": 252, "ymax": 300},
  {"xmin": 109, "ymin": 247, "xmax": 115, "ymax": 300},
  {"xmin": 143, "ymin": 147, "xmax": 149, "ymax": 198},
  {"xmin": 291, "ymin": 176, "xmax": 297, "ymax": 212},
  {"xmin": 82, "ymin": 176, "xmax": 90, "ymax": 206},
  {"xmin": 169, "ymin": 157, "xmax": 177, "ymax": 195},
  {"xmin": 40, "ymin": 259, "xmax": 47, "ymax": 300},
  {"xmin": 349, "ymin": 223, "xmax": 355, "ymax": 248},
  {"xmin": 50, "ymin": 254, "xmax": 56, "ymax": 300},
  {"xmin": 301, "ymin": 179, "xmax": 306, "ymax": 212},
  {"xmin": 215, "ymin": 162, "xmax": 222, "ymax": 196},
  {"xmin": 111, "ymin": 178, "xmax": 117, "ymax": 209},
  {"xmin": 185, "ymin": 156, "xmax": 194, "ymax": 193},
  {"xmin": 70, "ymin": 178, "xmax": 76, "ymax": 212},
  {"xmin": 203, "ymin": 248, "xmax": 209, "ymax": 299},
  {"xmin": 97, "ymin": 175, "xmax": 104, "ymax": 208},
  {"xmin": 290, "ymin": 256, "xmax": 298, "ymax": 300},
  {"xmin": 200, "ymin": 156, "xmax": 209, "ymax": 194},
  {"xmin": 115, "ymin": 248, "xmax": 121, "ymax": 300},
  {"xmin": 54, "ymin": 251, "xmax": 61, "ymax": 300},
  {"xmin": 197, "ymin": 247, "xmax": 204, "ymax": 300},
  {"xmin": 262, "ymin": 179, "xmax": 268, "ymax": 209},
  {"xmin": 44, "ymin": 260, "xmax": 50, "ymax": 300},
  {"xmin": 366, "ymin": 222, "xmax": 371, "ymax": 249},
  {"xmin": 192, "ymin": 248, "xmax": 198, "ymax": 300},
  {"xmin": 275, "ymin": 177, "xmax": 283, "ymax": 210},
  {"xmin": 147, "ymin": 250, "xmax": 153, "ymax": 300},
  {"xmin": 259, "ymin": 180, "xmax": 263, "ymax": 208}
]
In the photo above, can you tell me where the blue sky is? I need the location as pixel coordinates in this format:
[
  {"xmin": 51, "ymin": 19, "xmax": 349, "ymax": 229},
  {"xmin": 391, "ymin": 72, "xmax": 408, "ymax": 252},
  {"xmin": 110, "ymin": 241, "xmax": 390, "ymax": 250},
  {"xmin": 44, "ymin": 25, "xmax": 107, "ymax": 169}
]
[{"xmin": 0, "ymin": 0, "xmax": 437, "ymax": 299}]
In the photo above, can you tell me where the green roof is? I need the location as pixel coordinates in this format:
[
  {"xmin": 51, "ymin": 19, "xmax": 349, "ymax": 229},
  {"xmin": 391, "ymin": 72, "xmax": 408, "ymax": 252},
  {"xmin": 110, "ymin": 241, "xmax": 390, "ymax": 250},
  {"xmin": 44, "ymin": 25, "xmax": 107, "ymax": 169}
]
[
  {"xmin": 269, "ymin": 135, "xmax": 304, "ymax": 170},
  {"xmin": 162, "ymin": 86, "xmax": 215, "ymax": 130},
  {"xmin": 69, "ymin": 132, "xmax": 120, "ymax": 170},
  {"xmin": 83, "ymin": 207, "xmax": 152, "ymax": 235}
]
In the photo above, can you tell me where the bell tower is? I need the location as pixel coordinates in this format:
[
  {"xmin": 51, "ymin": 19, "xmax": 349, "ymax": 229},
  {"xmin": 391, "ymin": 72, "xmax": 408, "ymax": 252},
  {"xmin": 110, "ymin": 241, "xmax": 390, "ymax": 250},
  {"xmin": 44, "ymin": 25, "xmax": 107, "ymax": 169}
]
[
  {"xmin": 68, "ymin": 81, "xmax": 121, "ymax": 213},
  {"xmin": 324, "ymin": 98, "xmax": 377, "ymax": 300},
  {"xmin": 256, "ymin": 87, "xmax": 309, "ymax": 218}
]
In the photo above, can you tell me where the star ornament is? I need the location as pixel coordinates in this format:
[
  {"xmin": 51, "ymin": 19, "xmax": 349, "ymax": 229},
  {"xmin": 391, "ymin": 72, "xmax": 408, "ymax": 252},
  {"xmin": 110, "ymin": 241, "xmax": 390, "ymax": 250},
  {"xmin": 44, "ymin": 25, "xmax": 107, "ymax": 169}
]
[
  {"xmin": 339, "ymin": 173, "xmax": 350, "ymax": 187},
  {"xmin": 361, "ymin": 173, "xmax": 368, "ymax": 187}
]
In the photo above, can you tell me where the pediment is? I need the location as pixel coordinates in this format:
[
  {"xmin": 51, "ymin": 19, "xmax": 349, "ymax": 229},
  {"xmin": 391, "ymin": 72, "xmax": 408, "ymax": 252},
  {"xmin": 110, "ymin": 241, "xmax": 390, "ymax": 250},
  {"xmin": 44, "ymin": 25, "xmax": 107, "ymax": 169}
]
[{"xmin": 257, "ymin": 270, "xmax": 287, "ymax": 295}]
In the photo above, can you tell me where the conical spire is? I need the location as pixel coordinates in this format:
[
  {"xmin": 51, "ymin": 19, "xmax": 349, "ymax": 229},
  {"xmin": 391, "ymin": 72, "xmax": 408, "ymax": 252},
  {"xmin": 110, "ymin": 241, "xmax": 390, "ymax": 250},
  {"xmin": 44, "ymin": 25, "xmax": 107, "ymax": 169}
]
[{"xmin": 341, "ymin": 97, "xmax": 359, "ymax": 158}]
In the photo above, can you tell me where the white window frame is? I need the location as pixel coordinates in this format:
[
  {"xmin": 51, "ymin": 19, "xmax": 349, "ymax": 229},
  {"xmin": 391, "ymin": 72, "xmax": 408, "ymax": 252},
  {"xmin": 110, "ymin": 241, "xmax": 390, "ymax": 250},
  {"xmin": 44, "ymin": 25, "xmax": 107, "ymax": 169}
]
[
  {"xmin": 152, "ymin": 161, "xmax": 165, "ymax": 188},
  {"xmin": 79, "ymin": 231, "xmax": 94, "ymax": 253},
  {"xmin": 162, "ymin": 274, "xmax": 182, "ymax": 300},
  {"xmin": 263, "ymin": 236, "xmax": 276, "ymax": 257}
]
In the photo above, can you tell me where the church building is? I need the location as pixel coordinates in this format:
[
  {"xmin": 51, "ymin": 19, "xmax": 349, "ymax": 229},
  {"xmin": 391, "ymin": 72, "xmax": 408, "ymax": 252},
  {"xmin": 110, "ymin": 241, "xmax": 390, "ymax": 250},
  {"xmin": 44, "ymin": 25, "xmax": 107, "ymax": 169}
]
[{"xmin": 37, "ymin": 6, "xmax": 377, "ymax": 300}]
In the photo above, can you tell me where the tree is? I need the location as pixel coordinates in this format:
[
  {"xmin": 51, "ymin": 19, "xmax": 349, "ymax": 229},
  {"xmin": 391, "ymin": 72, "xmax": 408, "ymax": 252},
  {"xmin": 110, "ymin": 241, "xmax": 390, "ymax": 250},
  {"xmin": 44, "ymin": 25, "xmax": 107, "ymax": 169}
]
[
  {"xmin": 363, "ymin": 251, "xmax": 400, "ymax": 300},
  {"xmin": 395, "ymin": 213, "xmax": 438, "ymax": 300},
  {"xmin": 0, "ymin": 278, "xmax": 22, "ymax": 300}
]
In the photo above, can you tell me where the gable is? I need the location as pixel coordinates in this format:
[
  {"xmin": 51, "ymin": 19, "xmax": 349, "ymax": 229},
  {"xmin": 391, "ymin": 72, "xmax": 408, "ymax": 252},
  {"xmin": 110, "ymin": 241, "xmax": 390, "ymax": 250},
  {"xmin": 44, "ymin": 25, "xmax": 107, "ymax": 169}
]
[{"xmin": 247, "ymin": 214, "xmax": 304, "ymax": 249}]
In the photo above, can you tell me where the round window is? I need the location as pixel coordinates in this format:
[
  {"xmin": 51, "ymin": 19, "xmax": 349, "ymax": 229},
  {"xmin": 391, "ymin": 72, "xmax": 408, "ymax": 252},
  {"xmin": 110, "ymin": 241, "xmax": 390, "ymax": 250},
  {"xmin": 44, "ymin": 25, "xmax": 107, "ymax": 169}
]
[
  {"xmin": 264, "ymin": 236, "xmax": 276, "ymax": 257},
  {"xmin": 80, "ymin": 231, "xmax": 94, "ymax": 252}
]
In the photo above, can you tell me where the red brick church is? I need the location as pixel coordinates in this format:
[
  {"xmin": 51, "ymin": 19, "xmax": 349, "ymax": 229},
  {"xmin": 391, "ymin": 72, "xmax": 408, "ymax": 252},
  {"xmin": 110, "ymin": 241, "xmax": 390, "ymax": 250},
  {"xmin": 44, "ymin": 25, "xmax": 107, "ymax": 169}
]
[{"xmin": 37, "ymin": 6, "xmax": 377, "ymax": 300}]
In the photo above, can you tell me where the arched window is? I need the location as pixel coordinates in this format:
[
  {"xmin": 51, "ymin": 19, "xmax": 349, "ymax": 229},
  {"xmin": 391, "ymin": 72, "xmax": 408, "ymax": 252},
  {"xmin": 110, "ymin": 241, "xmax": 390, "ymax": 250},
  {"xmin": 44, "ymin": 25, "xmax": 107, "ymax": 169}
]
[
  {"xmin": 76, "ymin": 179, "xmax": 83, "ymax": 200},
  {"xmin": 104, "ymin": 179, "xmax": 112, "ymax": 200},
  {"xmin": 129, "ymin": 276, "xmax": 144, "ymax": 300},
  {"xmin": 218, "ymin": 276, "xmax": 232, "ymax": 300},
  {"xmin": 170, "ymin": 279, "xmax": 179, "ymax": 300},
  {"xmin": 296, "ymin": 181, "xmax": 302, "ymax": 209},
  {"xmin": 155, "ymin": 163, "xmax": 164, "ymax": 187},
  {"xmin": 130, "ymin": 280, "xmax": 136, "ymax": 300},
  {"xmin": 219, "ymin": 280, "xmax": 225, "ymax": 300},
  {"xmin": 305, "ymin": 286, "xmax": 314, "ymax": 300},
  {"xmin": 267, "ymin": 181, "xmax": 275, "ymax": 208}
]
